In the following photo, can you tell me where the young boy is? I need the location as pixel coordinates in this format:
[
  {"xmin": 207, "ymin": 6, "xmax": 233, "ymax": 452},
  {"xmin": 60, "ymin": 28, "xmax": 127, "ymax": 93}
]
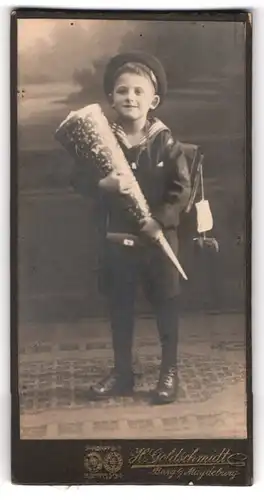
[{"xmin": 73, "ymin": 52, "xmax": 191, "ymax": 404}]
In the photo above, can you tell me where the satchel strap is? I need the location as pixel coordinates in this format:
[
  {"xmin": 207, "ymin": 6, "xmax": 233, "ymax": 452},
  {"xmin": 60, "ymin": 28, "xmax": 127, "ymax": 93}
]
[{"xmin": 181, "ymin": 143, "xmax": 204, "ymax": 213}]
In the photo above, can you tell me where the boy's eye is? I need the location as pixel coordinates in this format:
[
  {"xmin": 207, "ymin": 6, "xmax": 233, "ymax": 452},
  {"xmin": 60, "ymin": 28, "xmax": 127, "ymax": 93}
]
[
  {"xmin": 115, "ymin": 86, "xmax": 144, "ymax": 96},
  {"xmin": 135, "ymin": 88, "xmax": 144, "ymax": 95},
  {"xmin": 116, "ymin": 87, "xmax": 127, "ymax": 94}
]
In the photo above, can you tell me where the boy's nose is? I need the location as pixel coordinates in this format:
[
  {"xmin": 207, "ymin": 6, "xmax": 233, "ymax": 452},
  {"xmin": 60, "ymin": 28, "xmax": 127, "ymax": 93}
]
[{"xmin": 126, "ymin": 89, "xmax": 136, "ymax": 101}]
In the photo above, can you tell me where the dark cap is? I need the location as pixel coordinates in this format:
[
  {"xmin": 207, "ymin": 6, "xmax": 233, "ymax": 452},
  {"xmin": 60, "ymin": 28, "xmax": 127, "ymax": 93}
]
[{"xmin": 103, "ymin": 51, "xmax": 167, "ymax": 104}]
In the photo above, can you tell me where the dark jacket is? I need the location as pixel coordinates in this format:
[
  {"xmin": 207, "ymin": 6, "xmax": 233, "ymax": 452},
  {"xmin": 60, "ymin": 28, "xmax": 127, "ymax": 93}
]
[
  {"xmin": 72, "ymin": 117, "xmax": 191, "ymax": 234},
  {"xmin": 71, "ymin": 118, "xmax": 191, "ymax": 301}
]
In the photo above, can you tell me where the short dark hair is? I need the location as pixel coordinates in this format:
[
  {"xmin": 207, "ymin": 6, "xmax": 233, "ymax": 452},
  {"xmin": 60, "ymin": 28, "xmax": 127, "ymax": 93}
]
[
  {"xmin": 111, "ymin": 62, "xmax": 158, "ymax": 93},
  {"xmin": 104, "ymin": 52, "xmax": 167, "ymax": 104}
]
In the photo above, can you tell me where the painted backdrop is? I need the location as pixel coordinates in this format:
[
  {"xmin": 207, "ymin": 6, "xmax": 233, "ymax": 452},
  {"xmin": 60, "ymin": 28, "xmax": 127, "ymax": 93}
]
[{"xmin": 17, "ymin": 19, "xmax": 246, "ymax": 321}]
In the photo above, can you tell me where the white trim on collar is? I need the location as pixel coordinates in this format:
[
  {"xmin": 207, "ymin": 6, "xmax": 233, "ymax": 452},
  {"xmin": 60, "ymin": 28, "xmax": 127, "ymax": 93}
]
[{"xmin": 111, "ymin": 118, "xmax": 169, "ymax": 149}]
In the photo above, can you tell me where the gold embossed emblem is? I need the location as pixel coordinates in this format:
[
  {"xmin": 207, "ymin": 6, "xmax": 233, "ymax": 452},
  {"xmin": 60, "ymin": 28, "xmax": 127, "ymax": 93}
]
[
  {"xmin": 84, "ymin": 451, "xmax": 103, "ymax": 473},
  {"xmin": 103, "ymin": 451, "xmax": 123, "ymax": 473}
]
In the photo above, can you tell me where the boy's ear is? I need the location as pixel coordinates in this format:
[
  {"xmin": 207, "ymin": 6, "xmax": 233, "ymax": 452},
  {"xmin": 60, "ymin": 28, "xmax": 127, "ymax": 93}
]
[
  {"xmin": 108, "ymin": 93, "xmax": 115, "ymax": 106},
  {"xmin": 150, "ymin": 94, "xmax": 160, "ymax": 110}
]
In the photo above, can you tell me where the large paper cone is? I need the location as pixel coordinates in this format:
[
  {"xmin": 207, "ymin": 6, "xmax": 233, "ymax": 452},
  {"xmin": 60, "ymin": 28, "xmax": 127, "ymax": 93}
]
[
  {"xmin": 156, "ymin": 231, "xmax": 188, "ymax": 280},
  {"xmin": 55, "ymin": 104, "xmax": 188, "ymax": 280}
]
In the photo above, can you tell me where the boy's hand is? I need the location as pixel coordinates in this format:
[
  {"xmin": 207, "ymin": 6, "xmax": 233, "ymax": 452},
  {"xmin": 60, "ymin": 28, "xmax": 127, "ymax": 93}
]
[
  {"xmin": 98, "ymin": 173, "xmax": 133, "ymax": 194},
  {"xmin": 140, "ymin": 218, "xmax": 162, "ymax": 241}
]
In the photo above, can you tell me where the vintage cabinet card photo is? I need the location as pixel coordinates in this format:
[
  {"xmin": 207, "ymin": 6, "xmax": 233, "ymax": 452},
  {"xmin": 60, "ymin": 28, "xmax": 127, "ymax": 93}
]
[{"xmin": 11, "ymin": 9, "xmax": 252, "ymax": 485}]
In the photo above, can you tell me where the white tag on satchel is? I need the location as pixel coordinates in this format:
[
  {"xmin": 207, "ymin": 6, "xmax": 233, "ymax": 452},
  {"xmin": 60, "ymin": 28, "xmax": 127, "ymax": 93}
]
[
  {"xmin": 195, "ymin": 199, "xmax": 214, "ymax": 233},
  {"xmin": 195, "ymin": 161, "xmax": 214, "ymax": 234}
]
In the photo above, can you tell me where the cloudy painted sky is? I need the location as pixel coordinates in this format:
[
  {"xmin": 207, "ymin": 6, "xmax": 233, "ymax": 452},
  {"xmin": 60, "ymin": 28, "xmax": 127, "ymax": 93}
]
[
  {"xmin": 18, "ymin": 19, "xmax": 138, "ymax": 83},
  {"xmin": 17, "ymin": 20, "xmax": 136, "ymax": 112},
  {"xmin": 17, "ymin": 19, "xmax": 148, "ymax": 149},
  {"xmin": 17, "ymin": 19, "xmax": 245, "ymax": 151}
]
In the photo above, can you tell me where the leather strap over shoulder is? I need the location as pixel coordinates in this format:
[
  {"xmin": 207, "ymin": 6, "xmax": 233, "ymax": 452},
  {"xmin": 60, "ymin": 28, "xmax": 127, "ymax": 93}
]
[
  {"xmin": 163, "ymin": 138, "xmax": 204, "ymax": 213},
  {"xmin": 179, "ymin": 143, "xmax": 204, "ymax": 213}
]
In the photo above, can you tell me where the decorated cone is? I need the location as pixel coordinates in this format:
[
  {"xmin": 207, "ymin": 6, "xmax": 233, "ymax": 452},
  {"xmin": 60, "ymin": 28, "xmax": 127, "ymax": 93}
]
[{"xmin": 55, "ymin": 104, "xmax": 187, "ymax": 280}]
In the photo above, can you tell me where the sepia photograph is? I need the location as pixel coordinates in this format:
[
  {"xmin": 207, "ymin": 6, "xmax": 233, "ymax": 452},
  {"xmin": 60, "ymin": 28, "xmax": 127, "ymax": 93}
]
[{"xmin": 12, "ymin": 9, "xmax": 252, "ymax": 485}]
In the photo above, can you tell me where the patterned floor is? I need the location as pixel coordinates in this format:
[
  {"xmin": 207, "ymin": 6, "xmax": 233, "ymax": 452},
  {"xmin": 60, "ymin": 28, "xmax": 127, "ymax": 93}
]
[{"xmin": 18, "ymin": 314, "xmax": 247, "ymax": 439}]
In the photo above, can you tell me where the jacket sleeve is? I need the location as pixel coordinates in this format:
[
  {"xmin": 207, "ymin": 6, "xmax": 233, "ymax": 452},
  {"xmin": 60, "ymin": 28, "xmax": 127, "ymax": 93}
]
[{"xmin": 153, "ymin": 132, "xmax": 191, "ymax": 229}]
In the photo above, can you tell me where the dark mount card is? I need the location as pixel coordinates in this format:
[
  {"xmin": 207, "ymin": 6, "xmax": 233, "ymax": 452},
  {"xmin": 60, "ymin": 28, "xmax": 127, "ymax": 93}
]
[{"xmin": 11, "ymin": 9, "xmax": 252, "ymax": 485}]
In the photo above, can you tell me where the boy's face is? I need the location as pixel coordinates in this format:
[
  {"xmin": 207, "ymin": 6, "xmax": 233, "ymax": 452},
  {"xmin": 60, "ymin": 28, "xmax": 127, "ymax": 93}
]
[{"xmin": 111, "ymin": 72, "xmax": 160, "ymax": 122}]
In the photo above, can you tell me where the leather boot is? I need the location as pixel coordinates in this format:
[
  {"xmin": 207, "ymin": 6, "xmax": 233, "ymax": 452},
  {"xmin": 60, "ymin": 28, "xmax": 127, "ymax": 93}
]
[
  {"xmin": 90, "ymin": 369, "xmax": 135, "ymax": 399},
  {"xmin": 152, "ymin": 365, "xmax": 178, "ymax": 404}
]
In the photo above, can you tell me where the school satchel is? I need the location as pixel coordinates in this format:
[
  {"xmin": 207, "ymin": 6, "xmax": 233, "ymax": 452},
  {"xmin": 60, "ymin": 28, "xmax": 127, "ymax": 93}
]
[{"xmin": 179, "ymin": 142, "xmax": 219, "ymax": 252}]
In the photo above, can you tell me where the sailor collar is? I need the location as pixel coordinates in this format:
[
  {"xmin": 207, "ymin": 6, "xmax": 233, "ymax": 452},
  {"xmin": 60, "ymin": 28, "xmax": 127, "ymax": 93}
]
[{"xmin": 111, "ymin": 118, "xmax": 169, "ymax": 150}]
